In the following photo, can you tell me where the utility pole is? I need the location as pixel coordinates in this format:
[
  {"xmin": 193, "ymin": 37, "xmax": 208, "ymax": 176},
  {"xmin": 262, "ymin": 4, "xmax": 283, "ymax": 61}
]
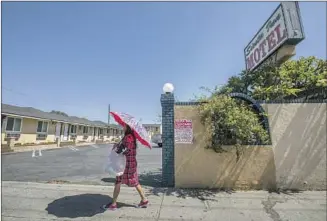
[{"xmin": 108, "ymin": 104, "xmax": 110, "ymax": 126}]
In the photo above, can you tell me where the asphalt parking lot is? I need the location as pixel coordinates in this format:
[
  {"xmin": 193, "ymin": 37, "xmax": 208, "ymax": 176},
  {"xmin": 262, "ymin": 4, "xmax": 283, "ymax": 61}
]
[{"xmin": 2, "ymin": 143, "xmax": 162, "ymax": 187}]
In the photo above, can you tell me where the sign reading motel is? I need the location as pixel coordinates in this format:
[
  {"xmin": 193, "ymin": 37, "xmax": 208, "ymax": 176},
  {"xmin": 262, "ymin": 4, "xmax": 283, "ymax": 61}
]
[{"xmin": 244, "ymin": 2, "xmax": 305, "ymax": 71}]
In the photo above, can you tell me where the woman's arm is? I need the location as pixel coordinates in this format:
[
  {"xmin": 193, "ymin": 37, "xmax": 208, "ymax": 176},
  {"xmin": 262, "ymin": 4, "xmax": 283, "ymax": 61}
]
[{"xmin": 121, "ymin": 135, "xmax": 135, "ymax": 155}]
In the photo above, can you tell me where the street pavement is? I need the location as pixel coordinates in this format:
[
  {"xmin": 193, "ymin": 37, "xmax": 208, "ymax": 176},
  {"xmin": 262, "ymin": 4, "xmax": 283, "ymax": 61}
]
[
  {"xmin": 2, "ymin": 181, "xmax": 326, "ymax": 221},
  {"xmin": 2, "ymin": 143, "xmax": 162, "ymax": 187}
]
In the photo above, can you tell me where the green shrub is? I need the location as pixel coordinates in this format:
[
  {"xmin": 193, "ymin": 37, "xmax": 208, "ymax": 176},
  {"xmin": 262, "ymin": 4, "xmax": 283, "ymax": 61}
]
[{"xmin": 197, "ymin": 93, "xmax": 269, "ymax": 160}]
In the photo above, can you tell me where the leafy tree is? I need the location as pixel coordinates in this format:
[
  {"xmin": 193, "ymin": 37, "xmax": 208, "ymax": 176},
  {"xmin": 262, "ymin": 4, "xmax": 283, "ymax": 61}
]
[
  {"xmin": 51, "ymin": 110, "xmax": 69, "ymax": 117},
  {"xmin": 250, "ymin": 56, "xmax": 327, "ymax": 100},
  {"xmin": 218, "ymin": 56, "xmax": 326, "ymax": 100},
  {"xmin": 225, "ymin": 76, "xmax": 246, "ymax": 93},
  {"xmin": 215, "ymin": 71, "xmax": 252, "ymax": 96}
]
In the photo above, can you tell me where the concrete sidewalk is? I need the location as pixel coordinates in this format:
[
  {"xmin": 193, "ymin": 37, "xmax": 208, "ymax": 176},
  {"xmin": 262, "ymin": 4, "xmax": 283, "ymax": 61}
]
[{"xmin": 2, "ymin": 181, "xmax": 326, "ymax": 221}]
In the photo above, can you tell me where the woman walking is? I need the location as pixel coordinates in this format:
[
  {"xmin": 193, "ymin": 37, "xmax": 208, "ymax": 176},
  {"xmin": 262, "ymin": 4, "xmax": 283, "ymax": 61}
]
[{"xmin": 103, "ymin": 124, "xmax": 149, "ymax": 211}]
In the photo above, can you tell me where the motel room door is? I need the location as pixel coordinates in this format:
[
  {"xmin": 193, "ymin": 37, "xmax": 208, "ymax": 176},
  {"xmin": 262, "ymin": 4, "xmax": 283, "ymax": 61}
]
[
  {"xmin": 63, "ymin": 123, "xmax": 69, "ymax": 141},
  {"xmin": 94, "ymin": 128, "xmax": 98, "ymax": 140},
  {"xmin": 55, "ymin": 123, "xmax": 61, "ymax": 141}
]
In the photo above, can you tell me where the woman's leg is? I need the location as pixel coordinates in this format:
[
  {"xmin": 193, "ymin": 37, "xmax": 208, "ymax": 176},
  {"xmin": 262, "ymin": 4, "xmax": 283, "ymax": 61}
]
[
  {"xmin": 135, "ymin": 184, "xmax": 147, "ymax": 202},
  {"xmin": 112, "ymin": 183, "xmax": 121, "ymax": 205},
  {"xmin": 103, "ymin": 181, "xmax": 121, "ymax": 210}
]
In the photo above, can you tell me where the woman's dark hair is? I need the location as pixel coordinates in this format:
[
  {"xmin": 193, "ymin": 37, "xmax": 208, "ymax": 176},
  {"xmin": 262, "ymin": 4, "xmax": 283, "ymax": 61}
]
[
  {"xmin": 124, "ymin": 124, "xmax": 133, "ymax": 136},
  {"xmin": 124, "ymin": 124, "xmax": 137, "ymax": 148}
]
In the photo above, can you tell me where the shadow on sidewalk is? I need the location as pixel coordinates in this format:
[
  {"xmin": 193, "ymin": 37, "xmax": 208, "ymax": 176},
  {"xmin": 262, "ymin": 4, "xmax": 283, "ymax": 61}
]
[
  {"xmin": 102, "ymin": 170, "xmax": 234, "ymax": 201},
  {"xmin": 46, "ymin": 194, "xmax": 134, "ymax": 218},
  {"xmin": 153, "ymin": 187, "xmax": 234, "ymax": 201}
]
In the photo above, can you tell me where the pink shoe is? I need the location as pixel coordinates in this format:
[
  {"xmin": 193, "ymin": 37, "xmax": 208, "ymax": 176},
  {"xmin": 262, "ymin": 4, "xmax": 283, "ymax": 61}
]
[
  {"xmin": 137, "ymin": 200, "xmax": 149, "ymax": 208},
  {"xmin": 102, "ymin": 203, "xmax": 117, "ymax": 211}
]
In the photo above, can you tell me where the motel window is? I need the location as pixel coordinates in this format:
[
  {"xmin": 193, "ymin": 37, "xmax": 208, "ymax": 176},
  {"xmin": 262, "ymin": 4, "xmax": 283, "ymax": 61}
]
[
  {"xmin": 83, "ymin": 126, "xmax": 88, "ymax": 134},
  {"xmin": 70, "ymin": 125, "xmax": 77, "ymax": 134},
  {"xmin": 37, "ymin": 121, "xmax": 48, "ymax": 134},
  {"xmin": 99, "ymin": 128, "xmax": 103, "ymax": 135},
  {"xmin": 156, "ymin": 127, "xmax": 159, "ymax": 132},
  {"xmin": 6, "ymin": 117, "xmax": 22, "ymax": 132}
]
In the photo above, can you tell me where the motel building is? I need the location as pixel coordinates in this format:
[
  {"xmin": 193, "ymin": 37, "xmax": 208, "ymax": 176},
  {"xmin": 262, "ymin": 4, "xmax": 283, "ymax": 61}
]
[
  {"xmin": 1, "ymin": 103, "xmax": 123, "ymax": 151},
  {"xmin": 142, "ymin": 124, "xmax": 161, "ymax": 139}
]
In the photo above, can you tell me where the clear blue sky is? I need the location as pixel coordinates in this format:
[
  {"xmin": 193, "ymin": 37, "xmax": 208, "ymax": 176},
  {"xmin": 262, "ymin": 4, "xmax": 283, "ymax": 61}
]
[{"xmin": 2, "ymin": 2, "xmax": 326, "ymax": 123}]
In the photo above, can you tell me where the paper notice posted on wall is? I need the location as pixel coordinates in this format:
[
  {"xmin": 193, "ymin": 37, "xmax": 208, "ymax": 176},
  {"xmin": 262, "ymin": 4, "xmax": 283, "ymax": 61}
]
[{"xmin": 175, "ymin": 119, "xmax": 193, "ymax": 144}]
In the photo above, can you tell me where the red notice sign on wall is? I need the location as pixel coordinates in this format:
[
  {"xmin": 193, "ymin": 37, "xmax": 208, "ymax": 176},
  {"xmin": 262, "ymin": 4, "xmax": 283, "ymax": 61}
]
[{"xmin": 175, "ymin": 119, "xmax": 193, "ymax": 144}]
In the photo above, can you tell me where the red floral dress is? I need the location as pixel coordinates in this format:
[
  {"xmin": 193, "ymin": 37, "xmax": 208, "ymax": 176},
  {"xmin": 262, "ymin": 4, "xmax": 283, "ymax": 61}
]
[{"xmin": 115, "ymin": 134, "xmax": 139, "ymax": 187}]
